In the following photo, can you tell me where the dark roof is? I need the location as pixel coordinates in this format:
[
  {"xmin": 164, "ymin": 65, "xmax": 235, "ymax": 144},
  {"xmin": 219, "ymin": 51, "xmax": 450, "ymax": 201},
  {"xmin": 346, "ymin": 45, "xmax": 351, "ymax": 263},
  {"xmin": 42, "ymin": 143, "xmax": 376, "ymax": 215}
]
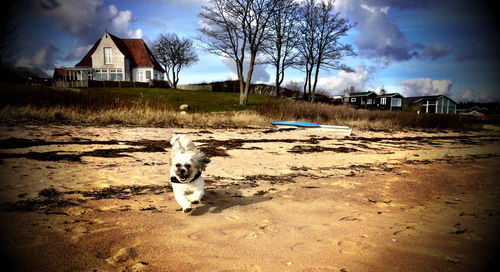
[
  {"xmin": 75, "ymin": 39, "xmax": 100, "ymax": 67},
  {"xmin": 347, "ymin": 91, "xmax": 377, "ymax": 97},
  {"xmin": 403, "ymin": 95, "xmax": 457, "ymax": 105},
  {"xmin": 75, "ymin": 32, "xmax": 165, "ymax": 73},
  {"xmin": 379, "ymin": 93, "xmax": 403, "ymax": 98}
]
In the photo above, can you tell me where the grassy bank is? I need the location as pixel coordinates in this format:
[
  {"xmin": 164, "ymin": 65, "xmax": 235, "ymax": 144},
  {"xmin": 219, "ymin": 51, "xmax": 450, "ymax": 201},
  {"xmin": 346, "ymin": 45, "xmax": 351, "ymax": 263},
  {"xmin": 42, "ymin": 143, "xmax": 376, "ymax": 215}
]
[
  {"xmin": 0, "ymin": 83, "xmax": 269, "ymax": 128},
  {"xmin": 0, "ymin": 83, "xmax": 266, "ymax": 113},
  {"xmin": 0, "ymin": 83, "xmax": 489, "ymax": 130},
  {"xmin": 256, "ymin": 98, "xmax": 485, "ymax": 131}
]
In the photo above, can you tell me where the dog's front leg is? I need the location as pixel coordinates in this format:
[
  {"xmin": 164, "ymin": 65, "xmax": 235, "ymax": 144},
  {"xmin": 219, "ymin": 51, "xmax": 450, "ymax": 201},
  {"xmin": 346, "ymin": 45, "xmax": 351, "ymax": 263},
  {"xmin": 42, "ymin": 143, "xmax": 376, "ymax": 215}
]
[
  {"xmin": 174, "ymin": 193, "xmax": 192, "ymax": 212},
  {"xmin": 189, "ymin": 189, "xmax": 204, "ymax": 204}
]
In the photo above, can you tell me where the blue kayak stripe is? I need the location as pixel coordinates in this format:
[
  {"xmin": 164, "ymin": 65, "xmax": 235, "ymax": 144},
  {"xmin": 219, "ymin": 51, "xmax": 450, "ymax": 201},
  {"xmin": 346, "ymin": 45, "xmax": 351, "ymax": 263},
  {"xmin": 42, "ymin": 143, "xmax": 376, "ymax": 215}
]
[{"xmin": 271, "ymin": 121, "xmax": 321, "ymax": 127}]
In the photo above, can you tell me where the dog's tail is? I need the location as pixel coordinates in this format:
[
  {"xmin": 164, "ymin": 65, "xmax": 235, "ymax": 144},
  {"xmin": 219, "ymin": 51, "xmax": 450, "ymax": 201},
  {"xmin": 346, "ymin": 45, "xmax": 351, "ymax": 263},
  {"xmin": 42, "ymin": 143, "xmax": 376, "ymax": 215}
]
[{"xmin": 170, "ymin": 134, "xmax": 197, "ymax": 154}]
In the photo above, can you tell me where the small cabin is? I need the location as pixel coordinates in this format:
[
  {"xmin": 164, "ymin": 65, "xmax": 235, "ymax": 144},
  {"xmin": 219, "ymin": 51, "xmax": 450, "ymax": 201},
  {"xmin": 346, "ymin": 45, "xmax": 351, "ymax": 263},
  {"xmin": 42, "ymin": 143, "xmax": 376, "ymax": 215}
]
[
  {"xmin": 343, "ymin": 91, "xmax": 378, "ymax": 109},
  {"xmin": 404, "ymin": 95, "xmax": 457, "ymax": 114},
  {"xmin": 375, "ymin": 93, "xmax": 404, "ymax": 111}
]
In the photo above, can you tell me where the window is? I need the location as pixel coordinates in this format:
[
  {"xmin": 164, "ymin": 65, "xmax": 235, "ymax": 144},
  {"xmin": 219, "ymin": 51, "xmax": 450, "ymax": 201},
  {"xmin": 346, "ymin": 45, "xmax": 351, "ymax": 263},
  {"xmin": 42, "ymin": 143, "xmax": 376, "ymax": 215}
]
[
  {"xmin": 104, "ymin": 48, "xmax": 112, "ymax": 64},
  {"xmin": 146, "ymin": 70, "xmax": 151, "ymax": 80},
  {"xmin": 350, "ymin": 98, "xmax": 356, "ymax": 102},
  {"xmin": 110, "ymin": 69, "xmax": 123, "ymax": 81},
  {"xmin": 137, "ymin": 71, "xmax": 144, "ymax": 82},
  {"xmin": 95, "ymin": 69, "xmax": 108, "ymax": 81},
  {"xmin": 449, "ymin": 103, "xmax": 456, "ymax": 114},
  {"xmin": 367, "ymin": 98, "xmax": 373, "ymax": 104},
  {"xmin": 422, "ymin": 100, "xmax": 437, "ymax": 113},
  {"xmin": 381, "ymin": 98, "xmax": 387, "ymax": 105},
  {"xmin": 391, "ymin": 98, "xmax": 402, "ymax": 107}
]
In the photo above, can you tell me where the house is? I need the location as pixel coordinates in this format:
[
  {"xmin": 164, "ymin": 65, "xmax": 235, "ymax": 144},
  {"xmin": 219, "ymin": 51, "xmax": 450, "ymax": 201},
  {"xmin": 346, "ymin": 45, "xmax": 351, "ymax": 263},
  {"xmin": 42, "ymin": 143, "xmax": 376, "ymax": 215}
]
[
  {"xmin": 343, "ymin": 91, "xmax": 378, "ymax": 109},
  {"xmin": 67, "ymin": 31, "xmax": 164, "ymax": 83},
  {"xmin": 403, "ymin": 95, "xmax": 457, "ymax": 114},
  {"xmin": 343, "ymin": 90, "xmax": 403, "ymax": 110},
  {"xmin": 375, "ymin": 92, "xmax": 404, "ymax": 111},
  {"xmin": 456, "ymin": 106, "xmax": 488, "ymax": 117},
  {"xmin": 457, "ymin": 104, "xmax": 500, "ymax": 119}
]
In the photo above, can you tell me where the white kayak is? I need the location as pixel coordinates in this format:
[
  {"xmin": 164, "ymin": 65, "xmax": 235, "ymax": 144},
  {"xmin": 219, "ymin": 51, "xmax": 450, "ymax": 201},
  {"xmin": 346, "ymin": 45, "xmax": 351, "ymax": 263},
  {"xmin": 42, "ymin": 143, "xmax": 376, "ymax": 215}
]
[{"xmin": 271, "ymin": 121, "xmax": 352, "ymax": 136}]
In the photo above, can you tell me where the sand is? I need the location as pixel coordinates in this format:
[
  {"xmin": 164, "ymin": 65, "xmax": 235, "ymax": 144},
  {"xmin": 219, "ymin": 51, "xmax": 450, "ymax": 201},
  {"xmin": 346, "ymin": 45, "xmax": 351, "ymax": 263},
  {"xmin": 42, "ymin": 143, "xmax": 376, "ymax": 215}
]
[{"xmin": 0, "ymin": 125, "xmax": 499, "ymax": 271}]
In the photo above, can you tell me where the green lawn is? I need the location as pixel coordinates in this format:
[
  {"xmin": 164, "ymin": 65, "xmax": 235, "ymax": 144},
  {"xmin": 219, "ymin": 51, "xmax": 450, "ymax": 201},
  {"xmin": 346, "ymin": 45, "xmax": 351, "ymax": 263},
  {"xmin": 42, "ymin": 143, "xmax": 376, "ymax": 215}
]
[
  {"xmin": 0, "ymin": 83, "xmax": 267, "ymax": 113},
  {"xmin": 89, "ymin": 87, "xmax": 266, "ymax": 112}
]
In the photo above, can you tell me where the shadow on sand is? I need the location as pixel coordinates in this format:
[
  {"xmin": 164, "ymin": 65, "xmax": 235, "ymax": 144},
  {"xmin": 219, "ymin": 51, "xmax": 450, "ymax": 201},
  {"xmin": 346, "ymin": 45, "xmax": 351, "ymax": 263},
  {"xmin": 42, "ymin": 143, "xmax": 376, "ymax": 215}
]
[{"xmin": 189, "ymin": 186, "xmax": 272, "ymax": 216}]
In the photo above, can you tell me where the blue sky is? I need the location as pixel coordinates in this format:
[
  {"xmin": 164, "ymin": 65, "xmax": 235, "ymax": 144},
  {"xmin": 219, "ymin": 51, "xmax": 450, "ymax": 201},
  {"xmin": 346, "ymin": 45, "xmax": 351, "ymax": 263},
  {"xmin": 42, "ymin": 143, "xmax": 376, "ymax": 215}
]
[{"xmin": 11, "ymin": 0, "xmax": 500, "ymax": 102}]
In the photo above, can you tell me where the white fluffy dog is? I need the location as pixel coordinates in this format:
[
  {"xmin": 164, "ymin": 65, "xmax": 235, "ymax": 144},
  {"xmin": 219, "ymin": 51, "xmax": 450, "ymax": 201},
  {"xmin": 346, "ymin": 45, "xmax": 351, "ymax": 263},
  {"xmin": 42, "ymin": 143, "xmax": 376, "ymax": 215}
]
[{"xmin": 169, "ymin": 134, "xmax": 210, "ymax": 212}]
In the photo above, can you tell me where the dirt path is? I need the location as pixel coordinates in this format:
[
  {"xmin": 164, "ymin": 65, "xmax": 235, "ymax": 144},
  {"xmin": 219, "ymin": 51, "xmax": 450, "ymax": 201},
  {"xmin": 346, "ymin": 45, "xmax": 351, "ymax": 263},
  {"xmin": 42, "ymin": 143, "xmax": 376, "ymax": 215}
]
[{"xmin": 0, "ymin": 125, "xmax": 499, "ymax": 271}]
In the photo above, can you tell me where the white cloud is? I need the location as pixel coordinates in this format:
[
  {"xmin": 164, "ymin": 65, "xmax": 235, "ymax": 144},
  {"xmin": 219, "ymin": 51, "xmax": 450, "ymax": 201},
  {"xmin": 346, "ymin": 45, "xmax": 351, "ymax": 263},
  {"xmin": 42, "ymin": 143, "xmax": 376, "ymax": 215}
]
[
  {"xmin": 456, "ymin": 89, "xmax": 499, "ymax": 103},
  {"xmin": 336, "ymin": 0, "xmax": 450, "ymax": 64},
  {"xmin": 109, "ymin": 4, "xmax": 118, "ymax": 16},
  {"xmin": 316, "ymin": 66, "xmax": 371, "ymax": 94},
  {"xmin": 421, "ymin": 43, "xmax": 453, "ymax": 60},
  {"xmin": 459, "ymin": 90, "xmax": 474, "ymax": 102},
  {"xmin": 65, "ymin": 45, "xmax": 93, "ymax": 61},
  {"xmin": 36, "ymin": 0, "xmax": 143, "ymax": 45},
  {"xmin": 15, "ymin": 44, "xmax": 58, "ymax": 75},
  {"xmin": 285, "ymin": 65, "xmax": 373, "ymax": 95},
  {"xmin": 398, "ymin": 78, "xmax": 453, "ymax": 97},
  {"xmin": 478, "ymin": 91, "xmax": 498, "ymax": 103},
  {"xmin": 220, "ymin": 56, "xmax": 270, "ymax": 83}
]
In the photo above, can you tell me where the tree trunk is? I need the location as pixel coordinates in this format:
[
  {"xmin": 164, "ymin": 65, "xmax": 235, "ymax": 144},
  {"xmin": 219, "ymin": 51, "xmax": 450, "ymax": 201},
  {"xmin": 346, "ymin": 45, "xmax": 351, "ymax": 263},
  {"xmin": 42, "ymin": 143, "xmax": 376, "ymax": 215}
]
[
  {"xmin": 311, "ymin": 59, "xmax": 321, "ymax": 102},
  {"xmin": 274, "ymin": 45, "xmax": 282, "ymax": 97},
  {"xmin": 274, "ymin": 66, "xmax": 280, "ymax": 97},
  {"xmin": 241, "ymin": 55, "xmax": 256, "ymax": 106},
  {"xmin": 174, "ymin": 67, "xmax": 181, "ymax": 89},
  {"xmin": 307, "ymin": 68, "xmax": 313, "ymax": 102},
  {"xmin": 236, "ymin": 60, "xmax": 245, "ymax": 104},
  {"xmin": 172, "ymin": 68, "xmax": 177, "ymax": 89}
]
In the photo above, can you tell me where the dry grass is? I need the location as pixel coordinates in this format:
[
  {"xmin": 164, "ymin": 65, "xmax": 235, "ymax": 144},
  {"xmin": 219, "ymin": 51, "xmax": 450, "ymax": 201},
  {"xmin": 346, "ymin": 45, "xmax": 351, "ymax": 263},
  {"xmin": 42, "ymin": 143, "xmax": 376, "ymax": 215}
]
[
  {"xmin": 0, "ymin": 105, "xmax": 269, "ymax": 128},
  {"xmin": 256, "ymin": 98, "xmax": 483, "ymax": 131},
  {"xmin": 0, "ymin": 83, "xmax": 488, "ymax": 131}
]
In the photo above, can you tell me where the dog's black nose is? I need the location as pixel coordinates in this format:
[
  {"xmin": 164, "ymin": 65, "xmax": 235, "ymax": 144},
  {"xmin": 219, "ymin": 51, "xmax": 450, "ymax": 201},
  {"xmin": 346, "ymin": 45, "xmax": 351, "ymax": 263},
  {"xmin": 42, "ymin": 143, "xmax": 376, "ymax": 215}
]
[{"xmin": 179, "ymin": 169, "xmax": 186, "ymax": 174}]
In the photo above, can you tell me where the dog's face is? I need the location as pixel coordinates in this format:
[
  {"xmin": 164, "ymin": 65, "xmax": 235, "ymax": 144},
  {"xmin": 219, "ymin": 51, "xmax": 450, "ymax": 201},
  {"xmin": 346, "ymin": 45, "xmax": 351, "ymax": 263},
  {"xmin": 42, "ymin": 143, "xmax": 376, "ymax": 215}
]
[
  {"xmin": 172, "ymin": 153, "xmax": 196, "ymax": 182},
  {"xmin": 171, "ymin": 151, "xmax": 210, "ymax": 183}
]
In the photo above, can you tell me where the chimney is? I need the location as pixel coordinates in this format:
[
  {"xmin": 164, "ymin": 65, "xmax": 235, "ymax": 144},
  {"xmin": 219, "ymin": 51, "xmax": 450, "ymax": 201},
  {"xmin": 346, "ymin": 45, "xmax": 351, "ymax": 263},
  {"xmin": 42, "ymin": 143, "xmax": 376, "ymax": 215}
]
[{"xmin": 380, "ymin": 88, "xmax": 386, "ymax": 95}]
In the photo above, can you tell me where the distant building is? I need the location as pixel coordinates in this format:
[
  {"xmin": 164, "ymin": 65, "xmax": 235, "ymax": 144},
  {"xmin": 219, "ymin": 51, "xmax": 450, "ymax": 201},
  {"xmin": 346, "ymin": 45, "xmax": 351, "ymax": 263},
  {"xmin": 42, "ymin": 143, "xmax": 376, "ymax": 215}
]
[
  {"xmin": 343, "ymin": 91, "xmax": 403, "ymax": 111},
  {"xmin": 76, "ymin": 31, "xmax": 164, "ymax": 82},
  {"xmin": 457, "ymin": 104, "xmax": 500, "ymax": 118},
  {"xmin": 375, "ymin": 93, "xmax": 404, "ymax": 111},
  {"xmin": 343, "ymin": 91, "xmax": 378, "ymax": 109},
  {"xmin": 403, "ymin": 95, "xmax": 457, "ymax": 114},
  {"xmin": 55, "ymin": 31, "xmax": 165, "ymax": 85}
]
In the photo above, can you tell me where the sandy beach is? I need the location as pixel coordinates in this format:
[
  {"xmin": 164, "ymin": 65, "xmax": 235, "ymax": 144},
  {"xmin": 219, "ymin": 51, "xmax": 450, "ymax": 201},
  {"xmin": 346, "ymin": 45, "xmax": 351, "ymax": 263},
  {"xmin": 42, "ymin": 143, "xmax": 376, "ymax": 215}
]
[{"xmin": 0, "ymin": 125, "xmax": 499, "ymax": 271}]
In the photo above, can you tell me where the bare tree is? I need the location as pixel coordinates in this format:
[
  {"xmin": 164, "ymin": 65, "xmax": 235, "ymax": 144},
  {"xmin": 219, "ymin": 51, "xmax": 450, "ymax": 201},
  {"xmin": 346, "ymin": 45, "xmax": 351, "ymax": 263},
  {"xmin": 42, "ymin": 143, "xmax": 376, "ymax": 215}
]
[
  {"xmin": 0, "ymin": 3, "xmax": 19, "ymax": 66},
  {"xmin": 297, "ymin": 0, "xmax": 355, "ymax": 102},
  {"xmin": 152, "ymin": 33, "xmax": 198, "ymax": 89},
  {"xmin": 199, "ymin": 0, "xmax": 279, "ymax": 105},
  {"xmin": 262, "ymin": 0, "xmax": 300, "ymax": 97}
]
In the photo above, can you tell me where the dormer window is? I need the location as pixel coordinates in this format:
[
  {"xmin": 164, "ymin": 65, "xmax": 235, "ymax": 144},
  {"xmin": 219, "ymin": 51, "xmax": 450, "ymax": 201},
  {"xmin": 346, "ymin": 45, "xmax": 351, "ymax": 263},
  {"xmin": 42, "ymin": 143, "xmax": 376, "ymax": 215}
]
[{"xmin": 104, "ymin": 47, "xmax": 112, "ymax": 64}]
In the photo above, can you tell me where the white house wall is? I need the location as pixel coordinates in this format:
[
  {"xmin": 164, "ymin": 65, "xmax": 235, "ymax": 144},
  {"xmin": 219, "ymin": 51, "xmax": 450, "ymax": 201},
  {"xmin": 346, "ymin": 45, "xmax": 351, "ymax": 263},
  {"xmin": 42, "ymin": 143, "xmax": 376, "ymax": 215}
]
[
  {"xmin": 132, "ymin": 67, "xmax": 152, "ymax": 82},
  {"xmin": 131, "ymin": 67, "xmax": 164, "ymax": 82},
  {"xmin": 91, "ymin": 33, "xmax": 125, "ymax": 72}
]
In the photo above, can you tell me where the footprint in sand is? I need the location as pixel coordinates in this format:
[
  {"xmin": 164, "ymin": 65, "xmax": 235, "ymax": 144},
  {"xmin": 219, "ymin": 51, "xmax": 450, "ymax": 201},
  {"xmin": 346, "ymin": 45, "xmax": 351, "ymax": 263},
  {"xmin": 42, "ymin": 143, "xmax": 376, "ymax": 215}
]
[
  {"xmin": 106, "ymin": 247, "xmax": 149, "ymax": 271},
  {"xmin": 65, "ymin": 206, "xmax": 88, "ymax": 216},
  {"xmin": 257, "ymin": 219, "xmax": 273, "ymax": 231},
  {"xmin": 68, "ymin": 225, "xmax": 87, "ymax": 242},
  {"xmin": 132, "ymin": 261, "xmax": 149, "ymax": 272},
  {"xmin": 107, "ymin": 247, "xmax": 137, "ymax": 265}
]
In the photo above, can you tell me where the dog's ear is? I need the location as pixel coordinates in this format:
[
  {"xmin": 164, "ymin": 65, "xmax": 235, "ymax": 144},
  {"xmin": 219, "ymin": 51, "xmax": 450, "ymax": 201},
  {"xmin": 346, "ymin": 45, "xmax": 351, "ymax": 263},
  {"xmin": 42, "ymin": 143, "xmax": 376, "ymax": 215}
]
[
  {"xmin": 193, "ymin": 151, "xmax": 211, "ymax": 171},
  {"xmin": 170, "ymin": 134, "xmax": 196, "ymax": 153},
  {"xmin": 170, "ymin": 134, "xmax": 183, "ymax": 160}
]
